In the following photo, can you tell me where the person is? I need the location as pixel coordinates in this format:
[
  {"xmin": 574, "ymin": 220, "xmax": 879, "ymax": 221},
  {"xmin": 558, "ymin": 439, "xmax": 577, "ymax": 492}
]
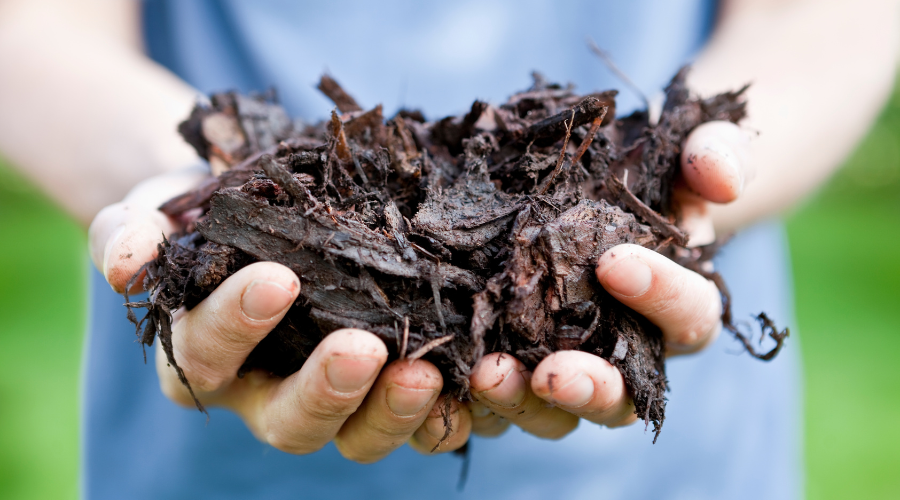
[{"xmin": 0, "ymin": 0, "xmax": 897, "ymax": 498}]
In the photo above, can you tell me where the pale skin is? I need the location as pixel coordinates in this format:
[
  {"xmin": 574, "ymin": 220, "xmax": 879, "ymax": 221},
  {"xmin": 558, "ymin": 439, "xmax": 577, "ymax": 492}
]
[{"xmin": 1, "ymin": 0, "xmax": 898, "ymax": 463}]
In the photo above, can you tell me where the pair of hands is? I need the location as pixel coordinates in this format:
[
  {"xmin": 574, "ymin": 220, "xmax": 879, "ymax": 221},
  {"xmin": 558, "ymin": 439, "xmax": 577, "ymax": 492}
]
[{"xmin": 88, "ymin": 121, "xmax": 750, "ymax": 464}]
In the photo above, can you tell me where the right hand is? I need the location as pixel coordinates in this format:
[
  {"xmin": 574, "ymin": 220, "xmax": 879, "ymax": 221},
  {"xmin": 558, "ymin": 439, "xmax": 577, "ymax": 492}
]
[{"xmin": 88, "ymin": 168, "xmax": 470, "ymax": 463}]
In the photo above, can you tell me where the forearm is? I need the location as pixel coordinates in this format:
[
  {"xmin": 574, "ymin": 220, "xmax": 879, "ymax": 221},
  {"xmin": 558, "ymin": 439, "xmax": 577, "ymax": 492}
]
[
  {"xmin": 689, "ymin": 0, "xmax": 900, "ymax": 231},
  {"xmin": 0, "ymin": 0, "xmax": 200, "ymax": 226}
]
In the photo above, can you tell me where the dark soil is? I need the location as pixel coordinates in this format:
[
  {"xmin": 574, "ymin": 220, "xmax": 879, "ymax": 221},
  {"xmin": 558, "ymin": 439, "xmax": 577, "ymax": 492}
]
[{"xmin": 126, "ymin": 69, "xmax": 787, "ymax": 442}]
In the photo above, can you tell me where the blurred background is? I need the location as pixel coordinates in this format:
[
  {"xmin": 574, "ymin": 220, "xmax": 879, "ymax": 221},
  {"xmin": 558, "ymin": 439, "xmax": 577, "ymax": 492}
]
[{"xmin": 0, "ymin": 79, "xmax": 899, "ymax": 500}]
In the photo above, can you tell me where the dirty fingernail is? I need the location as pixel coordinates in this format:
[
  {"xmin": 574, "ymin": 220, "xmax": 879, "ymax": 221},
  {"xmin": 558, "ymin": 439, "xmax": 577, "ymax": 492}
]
[
  {"xmin": 702, "ymin": 140, "xmax": 744, "ymax": 195},
  {"xmin": 549, "ymin": 372, "xmax": 594, "ymax": 408},
  {"xmin": 601, "ymin": 256, "xmax": 652, "ymax": 297},
  {"xmin": 102, "ymin": 225, "xmax": 126, "ymax": 277},
  {"xmin": 325, "ymin": 356, "xmax": 381, "ymax": 393},
  {"xmin": 241, "ymin": 280, "xmax": 295, "ymax": 320},
  {"xmin": 478, "ymin": 368, "xmax": 526, "ymax": 408},
  {"xmin": 386, "ymin": 384, "xmax": 436, "ymax": 417}
]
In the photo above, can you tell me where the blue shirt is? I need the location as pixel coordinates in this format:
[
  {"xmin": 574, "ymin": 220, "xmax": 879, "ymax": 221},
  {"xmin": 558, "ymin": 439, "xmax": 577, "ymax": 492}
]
[{"xmin": 82, "ymin": 2, "xmax": 803, "ymax": 498}]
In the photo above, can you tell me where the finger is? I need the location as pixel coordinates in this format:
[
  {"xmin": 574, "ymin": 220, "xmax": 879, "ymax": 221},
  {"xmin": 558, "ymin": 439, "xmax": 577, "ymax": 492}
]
[
  {"xmin": 470, "ymin": 353, "xmax": 578, "ymax": 439},
  {"xmin": 122, "ymin": 165, "xmax": 208, "ymax": 209},
  {"xmin": 681, "ymin": 121, "xmax": 752, "ymax": 204},
  {"xmin": 89, "ymin": 202, "xmax": 174, "ymax": 293},
  {"xmin": 167, "ymin": 261, "xmax": 300, "ymax": 394},
  {"xmin": 333, "ymin": 359, "xmax": 442, "ymax": 463},
  {"xmin": 532, "ymin": 351, "xmax": 637, "ymax": 427},
  {"xmin": 671, "ymin": 177, "xmax": 716, "ymax": 247},
  {"xmin": 225, "ymin": 329, "xmax": 388, "ymax": 455},
  {"xmin": 88, "ymin": 167, "xmax": 206, "ymax": 293},
  {"xmin": 408, "ymin": 396, "xmax": 472, "ymax": 455},
  {"xmin": 597, "ymin": 244, "xmax": 722, "ymax": 355},
  {"xmin": 468, "ymin": 400, "xmax": 510, "ymax": 437}
]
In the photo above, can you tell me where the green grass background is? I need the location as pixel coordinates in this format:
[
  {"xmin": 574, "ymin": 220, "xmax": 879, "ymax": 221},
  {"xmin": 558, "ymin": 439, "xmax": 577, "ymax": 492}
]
[{"xmin": 1, "ymin": 87, "xmax": 899, "ymax": 499}]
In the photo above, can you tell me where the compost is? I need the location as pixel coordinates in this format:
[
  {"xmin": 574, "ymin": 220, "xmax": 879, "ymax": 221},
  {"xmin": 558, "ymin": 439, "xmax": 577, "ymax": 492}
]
[{"xmin": 126, "ymin": 69, "xmax": 788, "ymax": 442}]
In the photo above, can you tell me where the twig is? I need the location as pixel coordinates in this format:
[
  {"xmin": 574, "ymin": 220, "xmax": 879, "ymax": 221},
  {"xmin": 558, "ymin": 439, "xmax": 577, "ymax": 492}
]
[
  {"xmin": 653, "ymin": 236, "xmax": 674, "ymax": 252},
  {"xmin": 727, "ymin": 312, "xmax": 790, "ymax": 361},
  {"xmin": 569, "ymin": 109, "xmax": 609, "ymax": 167},
  {"xmin": 539, "ymin": 109, "xmax": 575, "ymax": 195},
  {"xmin": 317, "ymin": 74, "xmax": 362, "ymax": 113},
  {"xmin": 330, "ymin": 110, "xmax": 352, "ymax": 161},
  {"xmin": 688, "ymin": 267, "xmax": 790, "ymax": 361},
  {"xmin": 606, "ymin": 174, "xmax": 688, "ymax": 246},
  {"xmin": 408, "ymin": 334, "xmax": 455, "ymax": 362},
  {"xmin": 527, "ymin": 96, "xmax": 606, "ymax": 143},
  {"xmin": 258, "ymin": 154, "xmax": 306, "ymax": 201},
  {"xmin": 410, "ymin": 242, "xmax": 439, "ymax": 262},
  {"xmin": 430, "ymin": 277, "xmax": 447, "ymax": 331},
  {"xmin": 400, "ymin": 316, "xmax": 410, "ymax": 360}
]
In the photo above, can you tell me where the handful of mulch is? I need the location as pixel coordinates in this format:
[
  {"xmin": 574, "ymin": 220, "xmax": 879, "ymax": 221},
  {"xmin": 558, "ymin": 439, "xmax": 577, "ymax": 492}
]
[{"xmin": 127, "ymin": 69, "xmax": 787, "ymax": 442}]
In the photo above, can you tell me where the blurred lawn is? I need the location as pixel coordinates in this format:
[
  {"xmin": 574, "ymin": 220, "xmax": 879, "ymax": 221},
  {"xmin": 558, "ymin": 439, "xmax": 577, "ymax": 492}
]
[
  {"xmin": 0, "ymin": 165, "xmax": 84, "ymax": 499},
  {"xmin": 1, "ymin": 87, "xmax": 899, "ymax": 500},
  {"xmin": 786, "ymin": 83, "xmax": 900, "ymax": 499}
]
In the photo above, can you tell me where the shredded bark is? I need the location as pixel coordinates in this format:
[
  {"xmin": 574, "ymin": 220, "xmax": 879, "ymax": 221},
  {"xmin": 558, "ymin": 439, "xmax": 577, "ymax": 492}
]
[{"xmin": 127, "ymin": 70, "xmax": 787, "ymax": 443}]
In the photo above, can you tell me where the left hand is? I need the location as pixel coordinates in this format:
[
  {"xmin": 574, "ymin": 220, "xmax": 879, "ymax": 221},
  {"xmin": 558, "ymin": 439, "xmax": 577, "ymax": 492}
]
[{"xmin": 414, "ymin": 121, "xmax": 752, "ymax": 447}]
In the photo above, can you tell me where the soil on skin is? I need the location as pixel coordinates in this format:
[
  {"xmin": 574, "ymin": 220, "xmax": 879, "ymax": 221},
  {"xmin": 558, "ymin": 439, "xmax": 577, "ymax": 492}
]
[{"xmin": 126, "ymin": 69, "xmax": 787, "ymax": 442}]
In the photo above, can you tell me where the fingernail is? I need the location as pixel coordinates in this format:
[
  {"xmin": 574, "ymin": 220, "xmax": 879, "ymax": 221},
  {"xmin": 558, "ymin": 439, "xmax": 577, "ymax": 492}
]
[
  {"xmin": 325, "ymin": 356, "xmax": 381, "ymax": 393},
  {"xmin": 240, "ymin": 280, "xmax": 295, "ymax": 320},
  {"xmin": 702, "ymin": 140, "xmax": 744, "ymax": 195},
  {"xmin": 478, "ymin": 368, "xmax": 526, "ymax": 408},
  {"xmin": 601, "ymin": 256, "xmax": 652, "ymax": 297},
  {"xmin": 548, "ymin": 372, "xmax": 594, "ymax": 408},
  {"xmin": 386, "ymin": 384, "xmax": 436, "ymax": 417},
  {"xmin": 102, "ymin": 225, "xmax": 126, "ymax": 277}
]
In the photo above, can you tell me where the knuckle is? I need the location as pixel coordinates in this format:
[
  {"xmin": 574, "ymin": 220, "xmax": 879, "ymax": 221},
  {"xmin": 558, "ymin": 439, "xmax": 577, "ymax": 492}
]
[
  {"xmin": 155, "ymin": 345, "xmax": 224, "ymax": 404},
  {"xmin": 210, "ymin": 326, "xmax": 259, "ymax": 361},
  {"xmin": 201, "ymin": 304, "xmax": 259, "ymax": 347},
  {"xmin": 176, "ymin": 317, "xmax": 258, "ymax": 384},
  {"xmin": 188, "ymin": 373, "xmax": 227, "ymax": 394},
  {"xmin": 302, "ymin": 394, "xmax": 358, "ymax": 424},
  {"xmin": 179, "ymin": 361, "xmax": 229, "ymax": 394},
  {"xmin": 368, "ymin": 417, "xmax": 416, "ymax": 439}
]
